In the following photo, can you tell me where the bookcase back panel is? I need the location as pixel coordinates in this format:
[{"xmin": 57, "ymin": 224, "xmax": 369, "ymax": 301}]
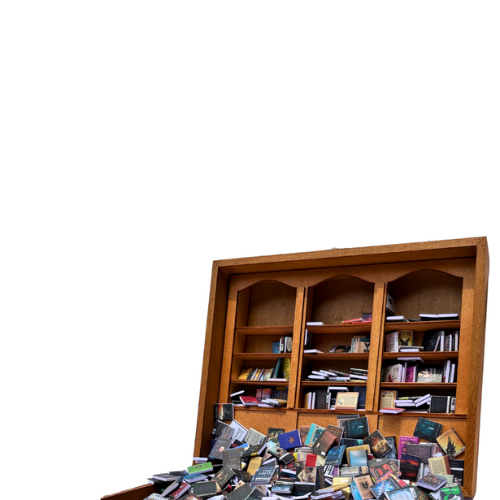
[
  {"xmin": 388, "ymin": 270, "xmax": 464, "ymax": 319},
  {"xmin": 239, "ymin": 281, "xmax": 296, "ymax": 327},
  {"xmin": 307, "ymin": 276, "xmax": 375, "ymax": 324}
]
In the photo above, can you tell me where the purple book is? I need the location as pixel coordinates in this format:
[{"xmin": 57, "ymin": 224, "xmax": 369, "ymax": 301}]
[
  {"xmin": 278, "ymin": 429, "xmax": 301, "ymax": 450},
  {"xmin": 398, "ymin": 436, "xmax": 420, "ymax": 459},
  {"xmin": 405, "ymin": 366, "xmax": 417, "ymax": 383}
]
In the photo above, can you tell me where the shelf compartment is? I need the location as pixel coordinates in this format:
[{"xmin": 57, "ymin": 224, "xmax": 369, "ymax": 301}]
[
  {"xmin": 235, "ymin": 326, "xmax": 294, "ymax": 336},
  {"xmin": 298, "ymin": 408, "xmax": 367, "ymax": 415},
  {"xmin": 383, "ymin": 352, "xmax": 459, "ymax": 361},
  {"xmin": 303, "ymin": 353, "xmax": 370, "ymax": 361},
  {"xmin": 233, "ymin": 353, "xmax": 292, "ymax": 360},
  {"xmin": 384, "ymin": 320, "xmax": 460, "ymax": 332},
  {"xmin": 302, "ymin": 381, "xmax": 367, "ymax": 387},
  {"xmin": 376, "ymin": 411, "xmax": 466, "ymax": 419},
  {"xmin": 380, "ymin": 383, "xmax": 457, "ymax": 389},
  {"xmin": 306, "ymin": 324, "xmax": 372, "ymax": 335}
]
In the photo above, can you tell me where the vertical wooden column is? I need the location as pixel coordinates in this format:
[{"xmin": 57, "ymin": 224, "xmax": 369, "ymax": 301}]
[
  {"xmin": 464, "ymin": 239, "xmax": 489, "ymax": 498},
  {"xmin": 288, "ymin": 288, "xmax": 305, "ymax": 409},
  {"xmin": 294, "ymin": 288, "xmax": 310, "ymax": 410},
  {"xmin": 219, "ymin": 285, "xmax": 239, "ymax": 404},
  {"xmin": 368, "ymin": 282, "xmax": 387, "ymax": 411}
]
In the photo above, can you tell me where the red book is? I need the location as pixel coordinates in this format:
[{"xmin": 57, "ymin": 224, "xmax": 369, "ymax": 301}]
[
  {"xmin": 240, "ymin": 396, "xmax": 259, "ymax": 406},
  {"xmin": 306, "ymin": 453, "xmax": 317, "ymax": 466}
]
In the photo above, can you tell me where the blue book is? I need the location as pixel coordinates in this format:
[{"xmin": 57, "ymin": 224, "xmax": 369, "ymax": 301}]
[
  {"xmin": 272, "ymin": 342, "xmax": 280, "ymax": 353},
  {"xmin": 278, "ymin": 429, "xmax": 301, "ymax": 450}
]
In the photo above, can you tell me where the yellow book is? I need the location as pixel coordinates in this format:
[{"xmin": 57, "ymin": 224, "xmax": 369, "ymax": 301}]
[
  {"xmin": 247, "ymin": 457, "xmax": 262, "ymax": 475},
  {"xmin": 283, "ymin": 358, "xmax": 291, "ymax": 379},
  {"xmin": 238, "ymin": 368, "xmax": 252, "ymax": 380}
]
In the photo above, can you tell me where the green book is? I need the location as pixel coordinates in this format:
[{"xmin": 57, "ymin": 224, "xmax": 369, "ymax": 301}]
[{"xmin": 187, "ymin": 462, "xmax": 213, "ymax": 474}]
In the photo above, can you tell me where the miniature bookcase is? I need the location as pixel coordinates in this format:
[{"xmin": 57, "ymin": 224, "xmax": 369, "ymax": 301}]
[{"xmin": 102, "ymin": 237, "xmax": 488, "ymax": 500}]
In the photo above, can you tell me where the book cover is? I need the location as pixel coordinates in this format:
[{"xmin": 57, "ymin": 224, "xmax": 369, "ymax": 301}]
[
  {"xmin": 383, "ymin": 364, "xmax": 402, "ymax": 382},
  {"xmin": 250, "ymin": 465, "xmax": 277, "ymax": 485},
  {"xmin": 208, "ymin": 438, "xmax": 232, "ymax": 461},
  {"xmin": 386, "ymin": 488, "xmax": 421, "ymax": 500},
  {"xmin": 370, "ymin": 476, "xmax": 401, "ymax": 498},
  {"xmin": 400, "ymin": 454, "xmax": 420, "ymax": 481},
  {"xmin": 385, "ymin": 437, "xmax": 397, "ymax": 460},
  {"xmin": 398, "ymin": 436, "xmax": 420, "ymax": 459},
  {"xmin": 428, "ymin": 456, "xmax": 451, "ymax": 476},
  {"xmin": 305, "ymin": 453, "xmax": 317, "ymax": 466},
  {"xmin": 416, "ymin": 473, "xmax": 447, "ymax": 492},
  {"xmin": 238, "ymin": 368, "xmax": 253, "ymax": 380},
  {"xmin": 242, "ymin": 443, "xmax": 266, "ymax": 458},
  {"xmin": 247, "ymin": 488, "xmax": 264, "ymax": 500},
  {"xmin": 399, "ymin": 330, "xmax": 413, "ymax": 347},
  {"xmin": 386, "ymin": 331, "xmax": 399, "ymax": 352},
  {"xmin": 353, "ymin": 473, "xmax": 374, "ymax": 500},
  {"xmin": 299, "ymin": 425, "xmax": 310, "ymax": 446},
  {"xmin": 422, "ymin": 331, "xmax": 444, "ymax": 352},
  {"xmin": 278, "ymin": 429, "xmax": 301, "ymax": 450},
  {"xmin": 240, "ymin": 396, "xmax": 259, "ymax": 406},
  {"xmin": 311, "ymin": 430, "xmax": 337, "ymax": 457},
  {"xmin": 171, "ymin": 484, "xmax": 192, "ymax": 500},
  {"xmin": 436, "ymin": 428, "xmax": 466, "ymax": 459},
  {"xmin": 267, "ymin": 428, "xmax": 284, "ymax": 440},
  {"xmin": 369, "ymin": 459, "xmax": 400, "ymax": 480},
  {"xmin": 406, "ymin": 443, "xmax": 433, "ymax": 464},
  {"xmin": 187, "ymin": 462, "xmax": 214, "ymax": 474},
  {"xmin": 226, "ymin": 483, "xmax": 253, "ymax": 500},
  {"xmin": 245, "ymin": 428, "xmax": 266, "ymax": 446},
  {"xmin": 305, "ymin": 424, "xmax": 326, "ymax": 446},
  {"xmin": 347, "ymin": 445, "xmax": 370, "ymax": 466},
  {"xmin": 448, "ymin": 459, "xmax": 464, "ymax": 485},
  {"xmin": 335, "ymin": 392, "xmax": 359, "ymax": 410},
  {"xmin": 191, "ymin": 481, "xmax": 219, "ymax": 499},
  {"xmin": 295, "ymin": 465, "xmax": 317, "ymax": 484},
  {"xmin": 345, "ymin": 417, "xmax": 369, "ymax": 439},
  {"xmin": 380, "ymin": 390, "xmax": 398, "ymax": 409},
  {"xmin": 326, "ymin": 424, "xmax": 344, "ymax": 443},
  {"xmin": 413, "ymin": 418, "xmax": 443, "ymax": 443},
  {"xmin": 416, "ymin": 367, "xmax": 443, "ymax": 383},
  {"xmin": 214, "ymin": 467, "xmax": 235, "ymax": 488},
  {"xmin": 438, "ymin": 486, "xmax": 464, "ymax": 500},
  {"xmin": 247, "ymin": 457, "xmax": 263, "ymax": 476},
  {"xmin": 349, "ymin": 449, "xmax": 368, "ymax": 467},
  {"xmin": 223, "ymin": 448, "xmax": 243, "ymax": 469},
  {"xmin": 214, "ymin": 403, "xmax": 234, "ymax": 421},
  {"xmin": 325, "ymin": 445, "xmax": 346, "ymax": 467},
  {"xmin": 364, "ymin": 430, "xmax": 392, "ymax": 458}
]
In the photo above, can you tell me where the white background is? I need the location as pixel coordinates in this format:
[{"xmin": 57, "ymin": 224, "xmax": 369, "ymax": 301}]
[{"xmin": 0, "ymin": 2, "xmax": 498, "ymax": 499}]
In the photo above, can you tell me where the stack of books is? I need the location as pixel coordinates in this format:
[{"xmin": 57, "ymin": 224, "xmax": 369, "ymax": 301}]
[
  {"xmin": 306, "ymin": 368, "xmax": 368, "ymax": 382},
  {"xmin": 146, "ymin": 412, "xmax": 466, "ymax": 500},
  {"xmin": 380, "ymin": 391, "xmax": 456, "ymax": 414}
]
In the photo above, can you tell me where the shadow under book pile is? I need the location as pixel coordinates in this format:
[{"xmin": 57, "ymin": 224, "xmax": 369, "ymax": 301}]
[{"xmin": 144, "ymin": 405, "xmax": 466, "ymax": 500}]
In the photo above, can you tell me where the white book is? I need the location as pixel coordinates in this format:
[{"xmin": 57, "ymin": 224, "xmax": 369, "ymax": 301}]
[
  {"xmin": 438, "ymin": 313, "xmax": 459, "ymax": 319},
  {"xmin": 268, "ymin": 378, "xmax": 287, "ymax": 382},
  {"xmin": 308, "ymin": 375, "xmax": 327, "ymax": 380},
  {"xmin": 415, "ymin": 398, "xmax": 431, "ymax": 407},
  {"xmin": 328, "ymin": 386, "xmax": 349, "ymax": 391},
  {"xmin": 307, "ymin": 322, "xmax": 324, "ymax": 325},
  {"xmin": 386, "ymin": 316, "xmax": 406, "ymax": 322},
  {"xmin": 304, "ymin": 349, "xmax": 323, "ymax": 354},
  {"xmin": 420, "ymin": 314, "xmax": 439, "ymax": 320},
  {"xmin": 312, "ymin": 370, "xmax": 326, "ymax": 376},
  {"xmin": 258, "ymin": 403, "xmax": 274, "ymax": 408},
  {"xmin": 400, "ymin": 348, "xmax": 420, "ymax": 352},
  {"xmin": 450, "ymin": 363, "xmax": 456, "ymax": 383},
  {"xmin": 398, "ymin": 356, "xmax": 424, "ymax": 362},
  {"xmin": 229, "ymin": 420, "xmax": 248, "ymax": 442},
  {"xmin": 415, "ymin": 393, "xmax": 432, "ymax": 404},
  {"xmin": 312, "ymin": 392, "xmax": 316, "ymax": 409},
  {"xmin": 231, "ymin": 390, "xmax": 245, "ymax": 397},
  {"xmin": 307, "ymin": 392, "xmax": 312, "ymax": 409},
  {"xmin": 385, "ymin": 331, "xmax": 399, "ymax": 352},
  {"xmin": 455, "ymin": 332, "xmax": 459, "ymax": 351},
  {"xmin": 443, "ymin": 360, "xmax": 451, "ymax": 383},
  {"xmin": 349, "ymin": 374, "xmax": 367, "ymax": 380}
]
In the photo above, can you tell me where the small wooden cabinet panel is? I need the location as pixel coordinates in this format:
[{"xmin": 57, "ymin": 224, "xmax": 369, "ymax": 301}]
[{"xmin": 102, "ymin": 238, "xmax": 488, "ymax": 500}]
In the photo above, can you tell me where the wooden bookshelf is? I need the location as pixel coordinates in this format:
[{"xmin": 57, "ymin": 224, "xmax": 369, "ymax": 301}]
[{"xmin": 102, "ymin": 237, "xmax": 489, "ymax": 500}]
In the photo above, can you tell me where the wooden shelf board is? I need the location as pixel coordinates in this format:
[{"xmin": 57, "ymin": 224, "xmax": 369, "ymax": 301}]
[
  {"xmin": 302, "ymin": 381, "xmax": 367, "ymax": 387},
  {"xmin": 235, "ymin": 326, "xmax": 294, "ymax": 336},
  {"xmin": 234, "ymin": 353, "xmax": 292, "ymax": 360},
  {"xmin": 383, "ymin": 352, "xmax": 459, "ymax": 361},
  {"xmin": 384, "ymin": 320, "xmax": 460, "ymax": 332},
  {"xmin": 303, "ymin": 353, "xmax": 370, "ymax": 361},
  {"xmin": 306, "ymin": 324, "xmax": 372, "ymax": 335},
  {"xmin": 376, "ymin": 411, "xmax": 467, "ymax": 419},
  {"xmin": 231, "ymin": 379, "xmax": 289, "ymax": 386},
  {"xmin": 380, "ymin": 383, "xmax": 457, "ymax": 389}
]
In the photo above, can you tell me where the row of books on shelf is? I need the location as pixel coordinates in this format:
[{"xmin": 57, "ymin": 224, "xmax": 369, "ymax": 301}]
[
  {"xmin": 238, "ymin": 359, "xmax": 290, "ymax": 382},
  {"xmin": 383, "ymin": 360, "xmax": 456, "ymax": 383},
  {"xmin": 304, "ymin": 337, "xmax": 370, "ymax": 355},
  {"xmin": 386, "ymin": 330, "xmax": 460, "ymax": 353},
  {"xmin": 386, "ymin": 313, "xmax": 460, "ymax": 323},
  {"xmin": 149, "ymin": 408, "xmax": 467, "ymax": 500},
  {"xmin": 272, "ymin": 336, "xmax": 293, "ymax": 354},
  {"xmin": 380, "ymin": 391, "xmax": 456, "ymax": 414},
  {"xmin": 229, "ymin": 389, "xmax": 289, "ymax": 408},
  {"xmin": 307, "ymin": 367, "xmax": 368, "ymax": 382},
  {"xmin": 303, "ymin": 387, "xmax": 366, "ymax": 411},
  {"xmin": 306, "ymin": 312, "xmax": 373, "ymax": 326}
]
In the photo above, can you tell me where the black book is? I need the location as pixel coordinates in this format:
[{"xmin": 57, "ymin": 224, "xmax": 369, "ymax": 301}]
[
  {"xmin": 214, "ymin": 467, "xmax": 235, "ymax": 488},
  {"xmin": 247, "ymin": 487, "xmax": 264, "ymax": 500},
  {"xmin": 429, "ymin": 395, "xmax": 451, "ymax": 414},
  {"xmin": 251, "ymin": 465, "xmax": 277, "ymax": 485},
  {"xmin": 191, "ymin": 481, "xmax": 219, "ymax": 499},
  {"xmin": 413, "ymin": 417, "xmax": 443, "ymax": 443},
  {"xmin": 233, "ymin": 469, "xmax": 252, "ymax": 482},
  {"xmin": 223, "ymin": 448, "xmax": 244, "ymax": 469},
  {"xmin": 214, "ymin": 403, "xmax": 234, "ymax": 421},
  {"xmin": 341, "ymin": 438, "xmax": 363, "ymax": 447},
  {"xmin": 292, "ymin": 483, "xmax": 316, "ymax": 495},
  {"xmin": 242, "ymin": 443, "xmax": 266, "ymax": 458},
  {"xmin": 226, "ymin": 483, "xmax": 253, "ymax": 500},
  {"xmin": 213, "ymin": 421, "xmax": 235, "ymax": 439},
  {"xmin": 344, "ymin": 417, "xmax": 370, "ymax": 439},
  {"xmin": 385, "ymin": 436, "xmax": 397, "ymax": 460},
  {"xmin": 208, "ymin": 437, "xmax": 232, "ymax": 460},
  {"xmin": 315, "ymin": 390, "xmax": 329, "ymax": 410},
  {"xmin": 400, "ymin": 454, "xmax": 420, "ymax": 481},
  {"xmin": 422, "ymin": 330, "xmax": 444, "ymax": 352},
  {"xmin": 449, "ymin": 459, "xmax": 465, "ymax": 485},
  {"xmin": 169, "ymin": 470, "xmax": 189, "ymax": 476}
]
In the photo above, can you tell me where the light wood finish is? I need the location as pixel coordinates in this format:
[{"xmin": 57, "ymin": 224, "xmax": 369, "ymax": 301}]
[{"xmin": 103, "ymin": 238, "xmax": 488, "ymax": 500}]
